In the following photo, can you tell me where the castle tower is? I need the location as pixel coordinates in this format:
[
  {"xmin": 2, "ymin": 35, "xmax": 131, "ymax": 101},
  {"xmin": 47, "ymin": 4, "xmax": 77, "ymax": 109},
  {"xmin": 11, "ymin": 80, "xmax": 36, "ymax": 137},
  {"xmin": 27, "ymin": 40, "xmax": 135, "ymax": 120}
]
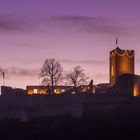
[{"xmin": 109, "ymin": 39, "xmax": 135, "ymax": 87}]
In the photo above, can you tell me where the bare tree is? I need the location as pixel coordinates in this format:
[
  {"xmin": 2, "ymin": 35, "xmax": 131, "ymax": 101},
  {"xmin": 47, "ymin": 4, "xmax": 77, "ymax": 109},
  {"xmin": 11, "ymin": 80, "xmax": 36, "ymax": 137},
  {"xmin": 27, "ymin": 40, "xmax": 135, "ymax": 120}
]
[
  {"xmin": 65, "ymin": 65, "xmax": 89, "ymax": 90},
  {"xmin": 39, "ymin": 58, "xmax": 63, "ymax": 92}
]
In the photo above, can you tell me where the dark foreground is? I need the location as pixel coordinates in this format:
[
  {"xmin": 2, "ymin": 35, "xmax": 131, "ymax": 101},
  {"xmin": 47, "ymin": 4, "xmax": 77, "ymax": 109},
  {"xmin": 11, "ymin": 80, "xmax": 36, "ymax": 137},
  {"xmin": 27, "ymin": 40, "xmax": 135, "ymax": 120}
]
[
  {"xmin": 1, "ymin": 99, "xmax": 140, "ymax": 140},
  {"xmin": 1, "ymin": 115, "xmax": 140, "ymax": 139}
]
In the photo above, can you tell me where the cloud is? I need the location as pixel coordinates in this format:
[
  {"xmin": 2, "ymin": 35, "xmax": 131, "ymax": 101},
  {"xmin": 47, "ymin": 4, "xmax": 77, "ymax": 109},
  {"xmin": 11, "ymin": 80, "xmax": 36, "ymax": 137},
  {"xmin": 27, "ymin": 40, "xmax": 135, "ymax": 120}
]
[
  {"xmin": 48, "ymin": 16, "xmax": 127, "ymax": 35},
  {"xmin": 59, "ymin": 59, "xmax": 106, "ymax": 65},
  {"xmin": 0, "ymin": 14, "xmax": 127, "ymax": 35},
  {"xmin": 0, "ymin": 14, "xmax": 35, "ymax": 33},
  {"xmin": 0, "ymin": 67, "xmax": 39, "ymax": 78}
]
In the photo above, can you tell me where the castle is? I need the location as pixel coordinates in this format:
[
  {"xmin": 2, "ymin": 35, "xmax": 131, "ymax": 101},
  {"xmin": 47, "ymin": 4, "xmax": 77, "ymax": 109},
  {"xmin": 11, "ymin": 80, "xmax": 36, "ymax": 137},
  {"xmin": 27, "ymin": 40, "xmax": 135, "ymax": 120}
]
[
  {"xmin": 1, "ymin": 39, "xmax": 140, "ymax": 97},
  {"xmin": 25, "ymin": 40, "xmax": 139, "ymax": 97},
  {"xmin": 0, "ymin": 39, "xmax": 140, "ymax": 121}
]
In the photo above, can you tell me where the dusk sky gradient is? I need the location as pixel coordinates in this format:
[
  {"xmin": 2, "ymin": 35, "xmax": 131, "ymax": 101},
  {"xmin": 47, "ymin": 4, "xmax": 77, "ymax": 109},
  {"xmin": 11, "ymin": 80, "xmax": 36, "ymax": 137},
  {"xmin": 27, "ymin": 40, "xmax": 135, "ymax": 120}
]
[{"xmin": 1, "ymin": 0, "xmax": 140, "ymax": 89}]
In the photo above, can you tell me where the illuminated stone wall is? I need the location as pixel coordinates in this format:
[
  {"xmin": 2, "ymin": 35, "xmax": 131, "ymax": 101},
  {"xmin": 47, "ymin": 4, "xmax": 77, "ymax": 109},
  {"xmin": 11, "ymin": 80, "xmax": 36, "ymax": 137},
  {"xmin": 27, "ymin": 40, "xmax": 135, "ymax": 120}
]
[
  {"xmin": 26, "ymin": 86, "xmax": 74, "ymax": 95},
  {"xmin": 27, "ymin": 86, "xmax": 47, "ymax": 95},
  {"xmin": 110, "ymin": 47, "xmax": 134, "ymax": 87},
  {"xmin": 133, "ymin": 75, "xmax": 140, "ymax": 96},
  {"xmin": 26, "ymin": 85, "xmax": 94, "ymax": 95}
]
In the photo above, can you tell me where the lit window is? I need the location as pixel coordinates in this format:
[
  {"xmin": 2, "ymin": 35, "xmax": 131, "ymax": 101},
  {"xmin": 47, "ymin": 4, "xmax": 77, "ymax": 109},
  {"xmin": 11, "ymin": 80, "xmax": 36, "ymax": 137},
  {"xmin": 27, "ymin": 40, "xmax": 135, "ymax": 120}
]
[{"xmin": 33, "ymin": 89, "xmax": 38, "ymax": 94}]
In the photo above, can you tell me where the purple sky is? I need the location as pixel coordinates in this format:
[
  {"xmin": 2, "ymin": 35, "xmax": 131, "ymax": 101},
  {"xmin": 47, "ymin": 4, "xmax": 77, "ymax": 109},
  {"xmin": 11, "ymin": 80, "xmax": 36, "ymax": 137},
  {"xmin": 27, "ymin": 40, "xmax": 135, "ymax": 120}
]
[{"xmin": 0, "ymin": 0, "xmax": 140, "ymax": 89}]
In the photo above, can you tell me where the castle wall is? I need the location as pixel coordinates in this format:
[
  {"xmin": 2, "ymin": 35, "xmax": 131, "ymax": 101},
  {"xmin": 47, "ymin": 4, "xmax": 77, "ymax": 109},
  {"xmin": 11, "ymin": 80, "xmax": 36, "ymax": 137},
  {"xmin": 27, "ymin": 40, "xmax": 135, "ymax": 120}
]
[
  {"xmin": 134, "ymin": 75, "xmax": 140, "ymax": 96},
  {"xmin": 109, "ymin": 73, "xmax": 140, "ymax": 97}
]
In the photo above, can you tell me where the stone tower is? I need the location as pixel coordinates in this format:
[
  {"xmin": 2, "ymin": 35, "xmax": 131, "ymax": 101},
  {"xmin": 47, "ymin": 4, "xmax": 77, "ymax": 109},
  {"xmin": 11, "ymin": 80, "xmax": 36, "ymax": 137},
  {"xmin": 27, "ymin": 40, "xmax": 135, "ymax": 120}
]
[{"xmin": 109, "ymin": 39, "xmax": 134, "ymax": 87}]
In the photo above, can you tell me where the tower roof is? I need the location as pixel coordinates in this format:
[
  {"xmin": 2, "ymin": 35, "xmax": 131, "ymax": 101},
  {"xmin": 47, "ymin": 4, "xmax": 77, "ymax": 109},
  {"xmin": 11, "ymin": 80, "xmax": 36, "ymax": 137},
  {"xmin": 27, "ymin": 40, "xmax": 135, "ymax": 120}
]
[{"xmin": 116, "ymin": 47, "xmax": 121, "ymax": 51}]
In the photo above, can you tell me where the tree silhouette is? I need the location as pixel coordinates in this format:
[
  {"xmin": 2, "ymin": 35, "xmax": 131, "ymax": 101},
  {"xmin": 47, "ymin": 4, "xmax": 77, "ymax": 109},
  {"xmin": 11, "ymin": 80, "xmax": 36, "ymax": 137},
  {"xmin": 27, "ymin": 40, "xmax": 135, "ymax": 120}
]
[
  {"xmin": 39, "ymin": 58, "xmax": 63, "ymax": 93},
  {"xmin": 65, "ymin": 65, "xmax": 89, "ymax": 91}
]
